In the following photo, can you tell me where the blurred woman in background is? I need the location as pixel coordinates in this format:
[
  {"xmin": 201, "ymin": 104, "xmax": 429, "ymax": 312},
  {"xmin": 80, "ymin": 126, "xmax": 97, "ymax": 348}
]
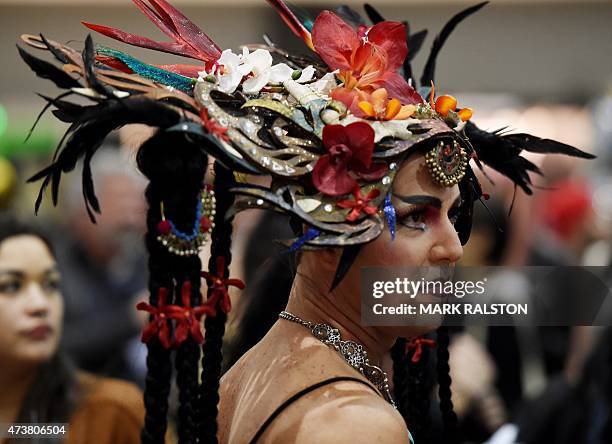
[{"xmin": 0, "ymin": 215, "xmax": 158, "ymax": 444}]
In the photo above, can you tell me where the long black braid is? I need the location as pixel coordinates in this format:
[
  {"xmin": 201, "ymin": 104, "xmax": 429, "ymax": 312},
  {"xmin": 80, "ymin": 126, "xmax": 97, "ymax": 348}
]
[
  {"xmin": 137, "ymin": 129, "xmax": 208, "ymax": 444},
  {"xmin": 436, "ymin": 327, "xmax": 458, "ymax": 444},
  {"xmin": 393, "ymin": 336, "xmax": 436, "ymax": 444},
  {"xmin": 392, "ymin": 328, "xmax": 458, "ymax": 444},
  {"xmin": 198, "ymin": 161, "xmax": 237, "ymax": 443}
]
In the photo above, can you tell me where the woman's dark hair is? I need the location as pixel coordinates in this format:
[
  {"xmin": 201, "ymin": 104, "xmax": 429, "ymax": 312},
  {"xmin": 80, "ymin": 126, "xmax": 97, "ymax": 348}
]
[
  {"xmin": 0, "ymin": 213, "xmax": 55, "ymax": 254},
  {"xmin": 0, "ymin": 215, "xmax": 78, "ymax": 443}
]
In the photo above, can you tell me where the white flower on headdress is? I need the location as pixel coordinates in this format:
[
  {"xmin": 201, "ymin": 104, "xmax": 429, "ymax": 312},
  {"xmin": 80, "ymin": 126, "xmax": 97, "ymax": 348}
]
[
  {"xmin": 198, "ymin": 47, "xmax": 317, "ymax": 95},
  {"xmin": 268, "ymin": 64, "xmax": 316, "ymax": 84},
  {"xmin": 216, "ymin": 49, "xmax": 251, "ymax": 94},
  {"xmin": 241, "ymin": 48, "xmax": 273, "ymax": 94}
]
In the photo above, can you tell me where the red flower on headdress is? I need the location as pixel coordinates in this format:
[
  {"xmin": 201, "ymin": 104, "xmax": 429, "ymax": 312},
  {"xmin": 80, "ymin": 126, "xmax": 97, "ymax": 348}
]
[
  {"xmin": 312, "ymin": 122, "xmax": 387, "ymax": 196},
  {"xmin": 406, "ymin": 337, "xmax": 436, "ymax": 363},
  {"xmin": 136, "ymin": 287, "xmax": 173, "ymax": 348},
  {"xmin": 173, "ymin": 281, "xmax": 215, "ymax": 346},
  {"xmin": 337, "ymin": 186, "xmax": 381, "ymax": 222},
  {"xmin": 311, "ymin": 11, "xmax": 423, "ymax": 113},
  {"xmin": 201, "ymin": 256, "xmax": 245, "ymax": 315}
]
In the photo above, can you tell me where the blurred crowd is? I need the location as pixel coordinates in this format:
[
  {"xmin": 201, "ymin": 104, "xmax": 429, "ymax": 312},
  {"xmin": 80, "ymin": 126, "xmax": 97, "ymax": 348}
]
[{"xmin": 1, "ymin": 89, "xmax": 612, "ymax": 442}]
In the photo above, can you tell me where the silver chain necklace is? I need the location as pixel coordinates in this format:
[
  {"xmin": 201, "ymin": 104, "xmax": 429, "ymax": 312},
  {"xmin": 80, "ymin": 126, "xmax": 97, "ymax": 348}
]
[{"xmin": 279, "ymin": 310, "xmax": 397, "ymax": 408}]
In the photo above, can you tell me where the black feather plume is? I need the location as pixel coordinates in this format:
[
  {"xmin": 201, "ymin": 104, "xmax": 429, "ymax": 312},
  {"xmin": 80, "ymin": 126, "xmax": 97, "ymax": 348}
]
[
  {"xmin": 336, "ymin": 5, "xmax": 366, "ymax": 28},
  {"xmin": 28, "ymin": 97, "xmax": 184, "ymax": 220},
  {"xmin": 24, "ymin": 91, "xmax": 73, "ymax": 143},
  {"xmin": 17, "ymin": 45, "xmax": 81, "ymax": 89},
  {"xmin": 504, "ymin": 134, "xmax": 596, "ymax": 159},
  {"xmin": 82, "ymin": 34, "xmax": 111, "ymax": 97},
  {"xmin": 404, "ymin": 28, "xmax": 428, "ymax": 84},
  {"xmin": 465, "ymin": 121, "xmax": 595, "ymax": 195},
  {"xmin": 420, "ymin": 2, "xmax": 488, "ymax": 89},
  {"xmin": 407, "ymin": 29, "xmax": 428, "ymax": 63},
  {"xmin": 364, "ymin": 3, "xmax": 385, "ymax": 24},
  {"xmin": 39, "ymin": 34, "xmax": 70, "ymax": 64}
]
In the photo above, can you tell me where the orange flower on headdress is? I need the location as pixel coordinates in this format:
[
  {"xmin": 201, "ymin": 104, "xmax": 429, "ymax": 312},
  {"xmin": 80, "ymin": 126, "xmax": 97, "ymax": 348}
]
[
  {"xmin": 358, "ymin": 88, "xmax": 416, "ymax": 121},
  {"xmin": 429, "ymin": 83, "xmax": 473, "ymax": 121}
]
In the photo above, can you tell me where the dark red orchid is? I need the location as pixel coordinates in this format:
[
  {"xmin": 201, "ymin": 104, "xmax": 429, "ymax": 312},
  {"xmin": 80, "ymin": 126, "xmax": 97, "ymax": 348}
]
[
  {"xmin": 201, "ymin": 256, "xmax": 245, "ymax": 315},
  {"xmin": 83, "ymin": 0, "xmax": 222, "ymax": 76},
  {"xmin": 136, "ymin": 287, "xmax": 173, "ymax": 349},
  {"xmin": 337, "ymin": 186, "xmax": 381, "ymax": 222},
  {"xmin": 172, "ymin": 281, "xmax": 215, "ymax": 346},
  {"xmin": 406, "ymin": 337, "xmax": 437, "ymax": 363},
  {"xmin": 311, "ymin": 11, "xmax": 423, "ymax": 113},
  {"xmin": 312, "ymin": 122, "xmax": 387, "ymax": 196}
]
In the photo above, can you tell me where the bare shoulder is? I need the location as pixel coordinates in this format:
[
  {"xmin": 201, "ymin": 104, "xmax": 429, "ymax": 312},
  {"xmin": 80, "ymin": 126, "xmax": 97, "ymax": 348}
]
[{"xmin": 262, "ymin": 379, "xmax": 410, "ymax": 444}]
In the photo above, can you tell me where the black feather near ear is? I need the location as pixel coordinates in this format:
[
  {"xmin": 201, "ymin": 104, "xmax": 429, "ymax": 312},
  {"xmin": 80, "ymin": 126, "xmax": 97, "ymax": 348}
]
[
  {"xmin": 503, "ymin": 134, "xmax": 596, "ymax": 159},
  {"xmin": 464, "ymin": 120, "xmax": 595, "ymax": 195},
  {"xmin": 420, "ymin": 2, "xmax": 488, "ymax": 89},
  {"xmin": 364, "ymin": 3, "xmax": 385, "ymax": 24},
  {"xmin": 17, "ymin": 45, "xmax": 81, "ymax": 89},
  {"xmin": 456, "ymin": 168, "xmax": 480, "ymax": 245},
  {"xmin": 330, "ymin": 244, "xmax": 362, "ymax": 292}
]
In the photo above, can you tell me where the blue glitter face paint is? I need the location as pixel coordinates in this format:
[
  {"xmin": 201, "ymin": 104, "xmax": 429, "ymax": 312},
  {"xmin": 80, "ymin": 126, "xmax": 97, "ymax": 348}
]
[
  {"xmin": 383, "ymin": 194, "xmax": 396, "ymax": 241},
  {"xmin": 97, "ymin": 46, "xmax": 195, "ymax": 93}
]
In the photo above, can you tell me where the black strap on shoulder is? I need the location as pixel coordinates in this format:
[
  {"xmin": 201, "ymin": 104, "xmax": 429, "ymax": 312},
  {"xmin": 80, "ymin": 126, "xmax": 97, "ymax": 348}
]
[{"xmin": 248, "ymin": 376, "xmax": 378, "ymax": 444}]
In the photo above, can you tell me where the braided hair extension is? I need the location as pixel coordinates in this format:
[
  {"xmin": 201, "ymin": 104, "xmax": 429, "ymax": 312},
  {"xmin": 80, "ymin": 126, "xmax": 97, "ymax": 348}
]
[
  {"xmin": 436, "ymin": 327, "xmax": 458, "ymax": 444},
  {"xmin": 137, "ymin": 130, "xmax": 208, "ymax": 444},
  {"xmin": 175, "ymin": 265, "xmax": 204, "ymax": 444},
  {"xmin": 198, "ymin": 161, "xmax": 237, "ymax": 443},
  {"xmin": 404, "ymin": 338, "xmax": 436, "ymax": 444}
]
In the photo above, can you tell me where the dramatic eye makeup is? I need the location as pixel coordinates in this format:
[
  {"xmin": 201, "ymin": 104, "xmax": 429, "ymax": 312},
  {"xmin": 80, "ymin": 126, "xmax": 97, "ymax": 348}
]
[{"xmin": 393, "ymin": 194, "xmax": 462, "ymax": 231}]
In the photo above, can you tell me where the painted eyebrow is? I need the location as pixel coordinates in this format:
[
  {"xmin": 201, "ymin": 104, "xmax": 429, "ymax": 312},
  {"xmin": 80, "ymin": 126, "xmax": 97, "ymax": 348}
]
[
  {"xmin": 393, "ymin": 194, "xmax": 463, "ymax": 211},
  {"xmin": 392, "ymin": 194, "xmax": 442, "ymax": 208}
]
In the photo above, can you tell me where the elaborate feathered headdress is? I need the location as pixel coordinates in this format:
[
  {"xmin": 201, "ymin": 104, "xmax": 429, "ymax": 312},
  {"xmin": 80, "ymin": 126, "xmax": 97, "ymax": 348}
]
[{"xmin": 19, "ymin": 0, "xmax": 592, "ymax": 251}]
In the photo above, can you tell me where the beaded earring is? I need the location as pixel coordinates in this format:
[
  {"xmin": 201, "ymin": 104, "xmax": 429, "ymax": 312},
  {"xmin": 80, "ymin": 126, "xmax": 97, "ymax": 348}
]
[{"xmin": 156, "ymin": 185, "xmax": 216, "ymax": 256}]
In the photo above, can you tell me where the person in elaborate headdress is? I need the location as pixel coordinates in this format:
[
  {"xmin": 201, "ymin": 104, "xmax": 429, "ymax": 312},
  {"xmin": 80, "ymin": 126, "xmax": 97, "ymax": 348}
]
[{"xmin": 18, "ymin": 1, "xmax": 594, "ymax": 443}]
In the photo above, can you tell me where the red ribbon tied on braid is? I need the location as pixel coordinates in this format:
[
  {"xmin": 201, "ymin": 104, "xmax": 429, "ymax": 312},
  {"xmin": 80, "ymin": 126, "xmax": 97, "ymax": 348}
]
[
  {"xmin": 405, "ymin": 337, "xmax": 436, "ymax": 363},
  {"xmin": 201, "ymin": 256, "xmax": 245, "ymax": 315}
]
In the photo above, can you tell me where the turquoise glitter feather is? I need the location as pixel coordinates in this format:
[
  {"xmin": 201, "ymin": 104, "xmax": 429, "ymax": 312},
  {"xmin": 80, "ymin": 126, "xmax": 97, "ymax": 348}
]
[{"xmin": 96, "ymin": 46, "xmax": 196, "ymax": 93}]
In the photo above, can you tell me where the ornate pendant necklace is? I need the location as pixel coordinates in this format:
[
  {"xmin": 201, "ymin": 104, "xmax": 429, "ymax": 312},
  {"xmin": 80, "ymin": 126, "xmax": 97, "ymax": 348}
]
[{"xmin": 279, "ymin": 310, "xmax": 396, "ymax": 409}]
